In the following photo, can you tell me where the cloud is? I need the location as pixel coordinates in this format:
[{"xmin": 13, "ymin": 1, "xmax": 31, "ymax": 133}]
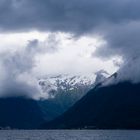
[
  {"xmin": 95, "ymin": 21, "xmax": 140, "ymax": 58},
  {"xmin": 0, "ymin": 0, "xmax": 139, "ymax": 33},
  {"xmin": 93, "ymin": 21, "xmax": 140, "ymax": 83},
  {"xmin": 0, "ymin": 33, "xmax": 61, "ymax": 99},
  {"xmin": 0, "ymin": 0, "xmax": 139, "ymax": 88},
  {"xmin": 0, "ymin": 0, "xmax": 139, "ymax": 61},
  {"xmin": 0, "ymin": 40, "xmax": 40, "ymax": 99}
]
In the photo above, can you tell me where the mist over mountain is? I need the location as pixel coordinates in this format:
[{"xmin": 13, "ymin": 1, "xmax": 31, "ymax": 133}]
[
  {"xmin": 0, "ymin": 73, "xmax": 101, "ymax": 129},
  {"xmin": 38, "ymin": 74, "xmax": 97, "ymax": 121},
  {"xmin": 38, "ymin": 74, "xmax": 96, "ymax": 98},
  {"xmin": 41, "ymin": 73, "xmax": 140, "ymax": 129}
]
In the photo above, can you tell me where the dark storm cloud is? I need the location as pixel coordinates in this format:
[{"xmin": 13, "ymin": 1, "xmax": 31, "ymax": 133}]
[
  {"xmin": 95, "ymin": 22, "xmax": 140, "ymax": 58},
  {"xmin": 0, "ymin": 0, "xmax": 140, "ymax": 33},
  {"xmin": 1, "ymin": 0, "xmax": 140, "ymax": 59}
]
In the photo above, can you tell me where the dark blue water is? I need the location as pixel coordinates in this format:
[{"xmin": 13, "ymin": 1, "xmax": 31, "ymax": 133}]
[{"xmin": 0, "ymin": 130, "xmax": 140, "ymax": 140}]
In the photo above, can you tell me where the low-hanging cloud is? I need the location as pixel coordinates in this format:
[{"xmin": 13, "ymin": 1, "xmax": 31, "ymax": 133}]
[
  {"xmin": 94, "ymin": 21, "xmax": 140, "ymax": 83},
  {"xmin": 0, "ymin": 33, "xmax": 61, "ymax": 99},
  {"xmin": 0, "ymin": 41, "xmax": 40, "ymax": 99}
]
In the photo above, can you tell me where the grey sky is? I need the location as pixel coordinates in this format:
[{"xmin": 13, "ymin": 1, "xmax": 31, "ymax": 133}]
[
  {"xmin": 0, "ymin": 0, "xmax": 139, "ymax": 59},
  {"xmin": 0, "ymin": 0, "xmax": 139, "ymax": 33},
  {"xmin": 0, "ymin": 0, "xmax": 139, "ymax": 98}
]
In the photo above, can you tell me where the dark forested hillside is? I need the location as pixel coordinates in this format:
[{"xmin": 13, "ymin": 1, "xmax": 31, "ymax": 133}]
[
  {"xmin": 42, "ymin": 82, "xmax": 140, "ymax": 129},
  {"xmin": 0, "ymin": 97, "xmax": 44, "ymax": 129}
]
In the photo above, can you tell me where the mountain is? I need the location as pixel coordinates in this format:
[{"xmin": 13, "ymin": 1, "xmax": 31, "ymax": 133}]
[
  {"xmin": 0, "ymin": 73, "xmax": 106, "ymax": 129},
  {"xmin": 38, "ymin": 74, "xmax": 96, "ymax": 121},
  {"xmin": 41, "ymin": 74, "xmax": 140, "ymax": 129},
  {"xmin": 38, "ymin": 74, "xmax": 96, "ymax": 98},
  {"xmin": 0, "ymin": 97, "xmax": 44, "ymax": 129}
]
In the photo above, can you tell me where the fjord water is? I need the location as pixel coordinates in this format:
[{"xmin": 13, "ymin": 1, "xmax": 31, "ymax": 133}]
[{"xmin": 0, "ymin": 130, "xmax": 140, "ymax": 140}]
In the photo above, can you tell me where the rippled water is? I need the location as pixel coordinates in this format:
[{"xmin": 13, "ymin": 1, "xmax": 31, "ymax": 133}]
[{"xmin": 0, "ymin": 130, "xmax": 140, "ymax": 140}]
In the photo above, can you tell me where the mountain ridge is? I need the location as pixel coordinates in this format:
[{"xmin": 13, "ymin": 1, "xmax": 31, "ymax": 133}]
[{"xmin": 41, "ymin": 74, "xmax": 140, "ymax": 129}]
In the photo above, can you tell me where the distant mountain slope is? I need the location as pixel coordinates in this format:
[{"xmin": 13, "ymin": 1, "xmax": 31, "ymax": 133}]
[
  {"xmin": 42, "ymin": 76, "xmax": 140, "ymax": 129},
  {"xmin": 38, "ymin": 74, "xmax": 97, "ymax": 121},
  {"xmin": 0, "ymin": 97, "xmax": 44, "ymax": 129}
]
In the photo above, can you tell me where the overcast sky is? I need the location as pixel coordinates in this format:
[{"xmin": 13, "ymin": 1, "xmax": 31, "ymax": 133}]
[{"xmin": 0, "ymin": 0, "xmax": 140, "ymax": 98}]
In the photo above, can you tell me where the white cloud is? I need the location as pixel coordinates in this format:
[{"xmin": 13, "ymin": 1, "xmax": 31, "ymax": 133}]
[
  {"xmin": 0, "ymin": 31, "xmax": 120, "ymax": 99},
  {"xmin": 33, "ymin": 33, "xmax": 119, "ymax": 77}
]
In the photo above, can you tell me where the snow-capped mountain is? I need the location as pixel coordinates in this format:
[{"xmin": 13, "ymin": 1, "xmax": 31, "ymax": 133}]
[
  {"xmin": 38, "ymin": 72, "xmax": 110, "ymax": 121},
  {"xmin": 38, "ymin": 71, "xmax": 110, "ymax": 98},
  {"xmin": 42, "ymin": 76, "xmax": 140, "ymax": 129},
  {"xmin": 38, "ymin": 74, "xmax": 96, "ymax": 98},
  {"xmin": 38, "ymin": 74, "xmax": 96, "ymax": 121}
]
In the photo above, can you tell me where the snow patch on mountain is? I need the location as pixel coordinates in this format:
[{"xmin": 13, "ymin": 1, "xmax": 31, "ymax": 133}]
[{"xmin": 38, "ymin": 74, "xmax": 96, "ymax": 98}]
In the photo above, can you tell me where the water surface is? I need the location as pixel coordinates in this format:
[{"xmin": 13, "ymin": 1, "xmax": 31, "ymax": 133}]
[{"xmin": 0, "ymin": 130, "xmax": 140, "ymax": 140}]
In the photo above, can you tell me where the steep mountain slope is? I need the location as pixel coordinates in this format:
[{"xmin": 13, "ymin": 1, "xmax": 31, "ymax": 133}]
[
  {"xmin": 0, "ymin": 97, "xmax": 44, "ymax": 129},
  {"xmin": 38, "ymin": 74, "xmax": 96, "ymax": 121},
  {"xmin": 42, "ymin": 75, "xmax": 140, "ymax": 129}
]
